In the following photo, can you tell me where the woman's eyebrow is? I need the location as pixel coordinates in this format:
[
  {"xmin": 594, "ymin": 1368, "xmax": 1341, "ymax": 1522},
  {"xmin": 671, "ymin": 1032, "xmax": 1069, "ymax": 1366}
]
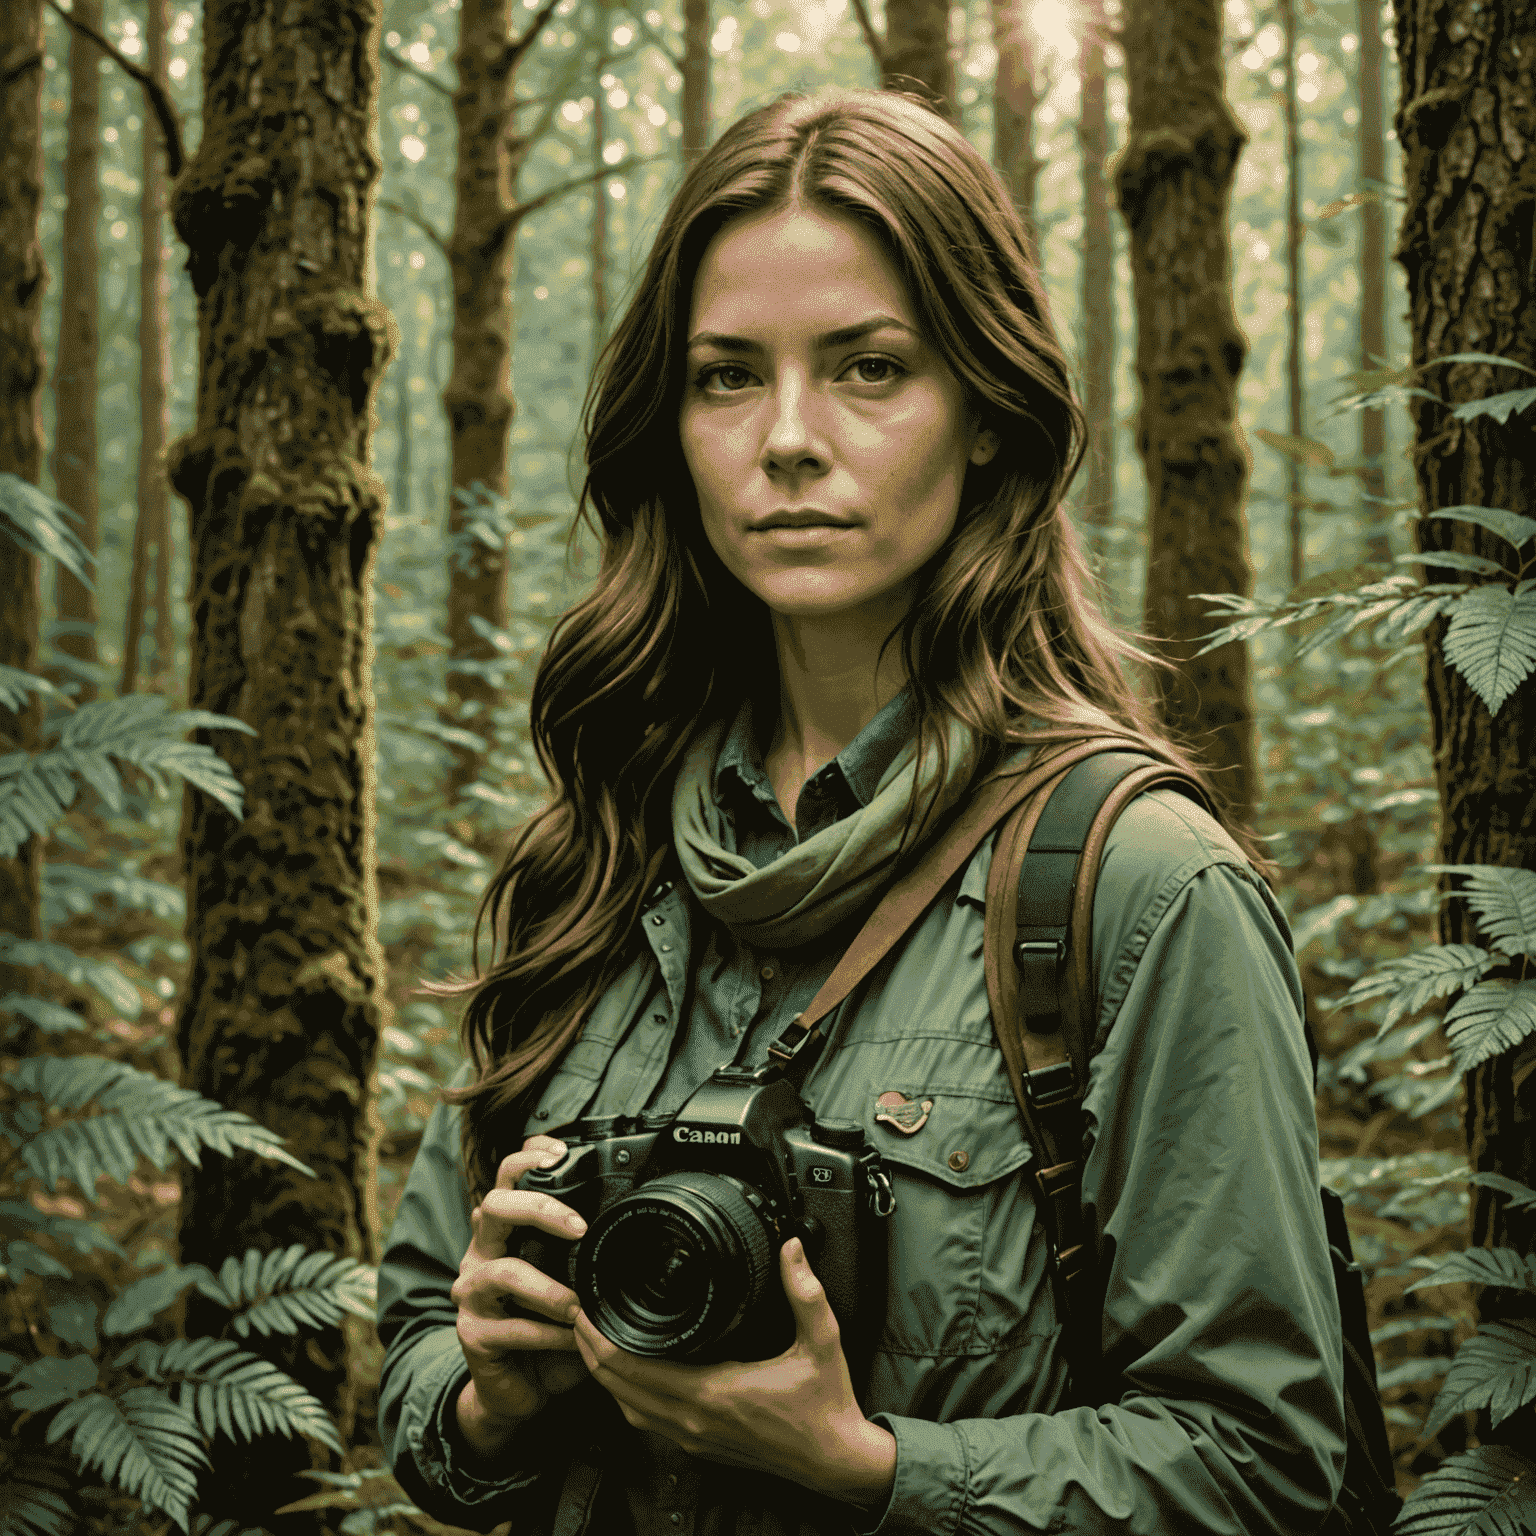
[{"xmin": 686, "ymin": 316, "xmax": 915, "ymax": 352}]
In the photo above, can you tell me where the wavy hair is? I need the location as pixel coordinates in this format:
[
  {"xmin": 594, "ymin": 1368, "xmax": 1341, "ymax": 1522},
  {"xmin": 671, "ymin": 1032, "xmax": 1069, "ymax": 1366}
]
[{"xmin": 441, "ymin": 87, "xmax": 1260, "ymax": 1196}]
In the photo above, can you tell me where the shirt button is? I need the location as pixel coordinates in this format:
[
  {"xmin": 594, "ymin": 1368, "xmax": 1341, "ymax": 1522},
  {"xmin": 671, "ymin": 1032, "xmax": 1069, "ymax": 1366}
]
[
  {"xmin": 660, "ymin": 943, "xmax": 672, "ymax": 952},
  {"xmin": 536, "ymin": 1109, "xmax": 550, "ymax": 1120},
  {"xmin": 760, "ymin": 965, "xmax": 774, "ymax": 980},
  {"xmin": 652, "ymin": 1013, "xmax": 667, "ymax": 1024},
  {"xmin": 948, "ymin": 1149, "xmax": 970, "ymax": 1172},
  {"xmin": 651, "ymin": 914, "xmax": 665, "ymax": 926}
]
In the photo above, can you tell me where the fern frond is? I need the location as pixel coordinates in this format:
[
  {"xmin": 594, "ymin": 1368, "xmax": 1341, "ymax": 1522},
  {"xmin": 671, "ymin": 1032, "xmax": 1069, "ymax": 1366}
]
[
  {"xmin": 1408, "ymin": 1246, "xmax": 1536, "ymax": 1295},
  {"xmin": 1329, "ymin": 944, "xmax": 1494, "ymax": 1034},
  {"xmin": 45, "ymin": 1388, "xmax": 205, "ymax": 1529},
  {"xmin": 41, "ymin": 863, "xmax": 185, "ymax": 924},
  {"xmin": 1394, "ymin": 1443, "xmax": 1536, "ymax": 1536},
  {"xmin": 1427, "ymin": 864, "xmax": 1536, "ymax": 959},
  {"xmin": 102, "ymin": 1265, "xmax": 219, "ymax": 1337},
  {"xmin": 0, "ymin": 666, "xmax": 64, "ymax": 716},
  {"xmin": 0, "ymin": 1200, "xmax": 124, "ymax": 1257},
  {"xmin": 201, "ymin": 1244, "xmax": 376, "ymax": 1338},
  {"xmin": 3, "ymin": 1056, "xmax": 313, "ymax": 1198},
  {"xmin": 0, "ymin": 936, "xmax": 141, "ymax": 1018},
  {"xmin": 0, "ymin": 473, "xmax": 94, "ymax": 584},
  {"xmin": 119, "ymin": 1337, "xmax": 342, "ymax": 1454},
  {"xmin": 0, "ymin": 994, "xmax": 88, "ymax": 1037},
  {"xmin": 0, "ymin": 1453, "xmax": 74, "ymax": 1536},
  {"xmin": 1443, "ymin": 980, "xmax": 1536, "ymax": 1074}
]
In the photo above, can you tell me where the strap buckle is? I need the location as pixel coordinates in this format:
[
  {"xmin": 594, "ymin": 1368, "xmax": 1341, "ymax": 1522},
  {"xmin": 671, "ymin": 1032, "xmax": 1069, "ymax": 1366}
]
[
  {"xmin": 766, "ymin": 1013, "xmax": 823, "ymax": 1070},
  {"xmin": 1022, "ymin": 1060, "xmax": 1078, "ymax": 1109},
  {"xmin": 1013, "ymin": 936, "xmax": 1065, "ymax": 970}
]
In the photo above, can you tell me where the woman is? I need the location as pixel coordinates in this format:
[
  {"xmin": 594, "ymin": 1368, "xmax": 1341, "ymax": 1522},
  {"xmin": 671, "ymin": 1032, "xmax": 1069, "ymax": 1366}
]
[{"xmin": 378, "ymin": 87, "xmax": 1346, "ymax": 1536}]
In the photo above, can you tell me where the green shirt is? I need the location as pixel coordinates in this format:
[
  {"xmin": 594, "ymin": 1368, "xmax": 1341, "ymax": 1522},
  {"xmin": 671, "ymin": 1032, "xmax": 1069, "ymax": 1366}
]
[{"xmin": 378, "ymin": 695, "xmax": 1347, "ymax": 1535}]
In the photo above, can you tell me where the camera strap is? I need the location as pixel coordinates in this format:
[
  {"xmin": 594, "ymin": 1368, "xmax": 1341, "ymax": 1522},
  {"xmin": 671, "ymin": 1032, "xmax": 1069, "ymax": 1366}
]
[{"xmin": 762, "ymin": 733, "xmax": 1162, "ymax": 1089}]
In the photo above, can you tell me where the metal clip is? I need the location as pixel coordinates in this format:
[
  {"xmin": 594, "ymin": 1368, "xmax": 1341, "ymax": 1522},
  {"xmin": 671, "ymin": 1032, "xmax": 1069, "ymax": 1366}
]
[{"xmin": 1022, "ymin": 1060, "xmax": 1077, "ymax": 1109}]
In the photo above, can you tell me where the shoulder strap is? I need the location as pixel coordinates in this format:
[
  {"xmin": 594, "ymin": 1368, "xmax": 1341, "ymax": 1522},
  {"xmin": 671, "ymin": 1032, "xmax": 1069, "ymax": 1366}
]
[{"xmin": 984, "ymin": 748, "xmax": 1214, "ymax": 1403}]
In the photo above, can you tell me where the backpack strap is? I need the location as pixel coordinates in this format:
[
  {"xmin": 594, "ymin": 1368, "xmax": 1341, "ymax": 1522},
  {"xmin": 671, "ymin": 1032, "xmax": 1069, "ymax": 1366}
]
[{"xmin": 985, "ymin": 748, "xmax": 1214, "ymax": 1403}]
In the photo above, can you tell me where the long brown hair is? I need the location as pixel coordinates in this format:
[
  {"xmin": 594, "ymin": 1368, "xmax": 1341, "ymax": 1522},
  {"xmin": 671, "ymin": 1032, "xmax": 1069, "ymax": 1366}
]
[{"xmin": 441, "ymin": 87, "xmax": 1259, "ymax": 1195}]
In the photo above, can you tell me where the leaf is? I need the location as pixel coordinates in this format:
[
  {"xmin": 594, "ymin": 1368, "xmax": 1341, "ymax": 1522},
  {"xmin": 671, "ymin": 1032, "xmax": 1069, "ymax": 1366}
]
[
  {"xmin": 0, "ymin": 936, "xmax": 141, "ymax": 1018},
  {"xmin": 46, "ymin": 1388, "xmax": 206, "ymax": 1530},
  {"xmin": 0, "ymin": 995, "xmax": 88, "ymax": 1036},
  {"xmin": 0, "ymin": 667, "xmax": 64, "ymax": 715},
  {"xmin": 1395, "ymin": 551, "xmax": 1510, "ymax": 577},
  {"xmin": 1394, "ymin": 1443, "xmax": 1536, "ymax": 1536},
  {"xmin": 1429, "ymin": 505, "xmax": 1536, "ymax": 549},
  {"xmin": 0, "ymin": 1455, "xmax": 74, "ymax": 1536},
  {"xmin": 1432, "ymin": 351, "xmax": 1536, "ymax": 376},
  {"xmin": 1425, "ymin": 865, "xmax": 1536, "ymax": 958},
  {"xmin": 1441, "ymin": 582, "xmax": 1536, "ymax": 715},
  {"xmin": 1451, "ymin": 387, "xmax": 1536, "ymax": 425},
  {"xmin": 3, "ymin": 1242, "xmax": 73, "ymax": 1281},
  {"xmin": 1466, "ymin": 1172, "xmax": 1536, "ymax": 1213},
  {"xmin": 102, "ymin": 1265, "xmax": 218, "ymax": 1337},
  {"xmin": 1330, "ymin": 944, "xmax": 1493, "ymax": 1033},
  {"xmin": 1407, "ymin": 1246, "xmax": 1536, "ymax": 1295},
  {"xmin": 1375, "ymin": 1356, "xmax": 1453, "ymax": 1392},
  {"xmin": 46, "ymin": 1295, "xmax": 98, "ymax": 1350},
  {"xmin": 0, "ymin": 474, "xmax": 94, "ymax": 584},
  {"xmin": 198, "ymin": 1243, "xmax": 376, "ymax": 1338},
  {"xmin": 41, "ymin": 864, "xmax": 185, "ymax": 924},
  {"xmin": 7, "ymin": 1354, "xmax": 99, "ymax": 1411},
  {"xmin": 1255, "ymin": 428, "xmax": 1336, "ymax": 469},
  {"xmin": 1422, "ymin": 1318, "xmax": 1536, "ymax": 1440},
  {"xmin": 1443, "ymin": 980, "xmax": 1536, "ymax": 1073},
  {"xmin": 0, "ymin": 1201, "xmax": 124, "ymax": 1257}
]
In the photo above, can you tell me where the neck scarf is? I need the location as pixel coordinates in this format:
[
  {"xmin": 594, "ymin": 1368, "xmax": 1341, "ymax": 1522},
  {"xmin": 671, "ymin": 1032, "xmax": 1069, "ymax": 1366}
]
[{"xmin": 670, "ymin": 705, "xmax": 982, "ymax": 950}]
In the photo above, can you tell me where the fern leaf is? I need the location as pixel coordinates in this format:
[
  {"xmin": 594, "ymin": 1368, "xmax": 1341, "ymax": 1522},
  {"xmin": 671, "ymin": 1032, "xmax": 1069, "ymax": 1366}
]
[
  {"xmin": 46, "ymin": 1388, "xmax": 205, "ymax": 1529},
  {"xmin": 1441, "ymin": 581, "xmax": 1536, "ymax": 715},
  {"xmin": 1450, "ymin": 386, "xmax": 1536, "ymax": 425},
  {"xmin": 0, "ymin": 667, "xmax": 64, "ymax": 716},
  {"xmin": 102, "ymin": 1265, "xmax": 219, "ymax": 1338},
  {"xmin": 1394, "ymin": 1443, "xmax": 1536, "ymax": 1536},
  {"xmin": 1422, "ymin": 1318, "xmax": 1536, "ymax": 1441},
  {"xmin": 0, "ymin": 1454, "xmax": 74, "ymax": 1536},
  {"xmin": 0, "ymin": 994, "xmax": 87, "ymax": 1037},
  {"xmin": 42, "ymin": 863, "xmax": 185, "ymax": 923},
  {"xmin": 1429, "ymin": 505, "xmax": 1536, "ymax": 549},
  {"xmin": 1408, "ymin": 1246, "xmax": 1536, "ymax": 1296},
  {"xmin": 1467, "ymin": 1171, "xmax": 1536, "ymax": 1213},
  {"xmin": 3, "ymin": 1241, "xmax": 73, "ymax": 1281},
  {"xmin": 7, "ymin": 1355, "xmax": 98, "ymax": 1411},
  {"xmin": 1426, "ymin": 865, "xmax": 1536, "ymax": 958},
  {"xmin": 1443, "ymin": 980, "xmax": 1536, "ymax": 1074},
  {"xmin": 0, "ymin": 1201, "xmax": 124, "ymax": 1257},
  {"xmin": 1395, "ymin": 551, "xmax": 1509, "ymax": 577},
  {"xmin": 1330, "ymin": 944, "xmax": 1493, "ymax": 1033},
  {"xmin": 0, "ymin": 936, "xmax": 141, "ymax": 1017},
  {"xmin": 0, "ymin": 473, "xmax": 94, "ymax": 584},
  {"xmin": 208, "ymin": 1244, "xmax": 376, "ymax": 1338}
]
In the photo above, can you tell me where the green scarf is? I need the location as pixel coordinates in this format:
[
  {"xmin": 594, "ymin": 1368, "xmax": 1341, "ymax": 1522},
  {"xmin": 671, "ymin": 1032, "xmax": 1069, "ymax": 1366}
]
[{"xmin": 670, "ymin": 706, "xmax": 982, "ymax": 950}]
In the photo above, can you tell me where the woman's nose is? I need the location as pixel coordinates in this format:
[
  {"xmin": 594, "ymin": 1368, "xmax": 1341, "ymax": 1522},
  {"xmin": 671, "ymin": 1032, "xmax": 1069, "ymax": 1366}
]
[{"xmin": 763, "ymin": 375, "xmax": 823, "ymax": 471}]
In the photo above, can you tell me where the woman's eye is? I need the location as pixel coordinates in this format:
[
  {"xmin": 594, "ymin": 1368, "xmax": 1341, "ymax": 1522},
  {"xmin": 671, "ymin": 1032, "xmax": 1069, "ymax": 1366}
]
[
  {"xmin": 846, "ymin": 356, "xmax": 903, "ymax": 384},
  {"xmin": 700, "ymin": 364, "xmax": 753, "ymax": 392}
]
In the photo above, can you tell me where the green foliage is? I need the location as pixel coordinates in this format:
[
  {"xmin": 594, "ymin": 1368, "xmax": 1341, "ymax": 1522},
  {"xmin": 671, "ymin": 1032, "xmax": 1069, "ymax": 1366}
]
[
  {"xmin": 0, "ymin": 936, "xmax": 142, "ymax": 1019},
  {"xmin": 1441, "ymin": 981, "xmax": 1536, "ymax": 1075},
  {"xmin": 1407, "ymin": 1247, "xmax": 1536, "ymax": 1296},
  {"xmin": 273, "ymin": 1468, "xmax": 425, "ymax": 1534},
  {"xmin": 1393, "ymin": 1445, "xmax": 1536, "ymax": 1536},
  {"xmin": 40, "ymin": 862, "xmax": 184, "ymax": 928},
  {"xmin": 1427, "ymin": 866, "xmax": 1536, "ymax": 957},
  {"xmin": 1450, "ymin": 388, "xmax": 1536, "ymax": 426},
  {"xmin": 1330, "ymin": 945, "xmax": 1495, "ymax": 1036},
  {"xmin": 0, "ymin": 693, "xmax": 256, "ymax": 858},
  {"xmin": 0, "ymin": 1455, "xmax": 73, "ymax": 1536},
  {"xmin": 0, "ymin": 473, "xmax": 94, "ymax": 585},
  {"xmin": 0, "ymin": 668, "xmax": 64, "ymax": 716},
  {"xmin": 1440, "ymin": 581, "xmax": 1536, "ymax": 715},
  {"xmin": 1430, "ymin": 506, "xmax": 1536, "ymax": 549},
  {"xmin": 1420, "ymin": 1318, "xmax": 1536, "ymax": 1441},
  {"xmin": 194, "ymin": 1244, "xmax": 377, "ymax": 1339}
]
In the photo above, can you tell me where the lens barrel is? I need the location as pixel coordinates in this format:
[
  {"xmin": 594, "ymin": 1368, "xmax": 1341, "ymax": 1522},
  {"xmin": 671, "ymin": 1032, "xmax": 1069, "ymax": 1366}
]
[{"xmin": 575, "ymin": 1169, "xmax": 778, "ymax": 1358}]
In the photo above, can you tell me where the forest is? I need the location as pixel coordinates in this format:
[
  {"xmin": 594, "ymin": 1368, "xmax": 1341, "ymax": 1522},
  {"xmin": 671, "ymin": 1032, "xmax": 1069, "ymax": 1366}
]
[{"xmin": 0, "ymin": 0, "xmax": 1533, "ymax": 1530}]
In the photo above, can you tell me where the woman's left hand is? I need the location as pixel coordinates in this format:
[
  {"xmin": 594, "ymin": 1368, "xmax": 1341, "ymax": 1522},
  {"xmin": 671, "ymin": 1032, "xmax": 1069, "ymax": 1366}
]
[{"xmin": 572, "ymin": 1235, "xmax": 897, "ymax": 1508}]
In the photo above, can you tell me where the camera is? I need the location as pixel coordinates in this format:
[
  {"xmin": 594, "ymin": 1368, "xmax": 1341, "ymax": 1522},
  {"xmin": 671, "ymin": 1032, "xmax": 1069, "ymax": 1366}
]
[{"xmin": 513, "ymin": 1062, "xmax": 895, "ymax": 1370}]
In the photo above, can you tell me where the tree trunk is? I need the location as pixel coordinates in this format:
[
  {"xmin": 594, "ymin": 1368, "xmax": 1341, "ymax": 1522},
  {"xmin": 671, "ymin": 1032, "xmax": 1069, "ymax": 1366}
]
[
  {"xmin": 1356, "ymin": 0, "xmax": 1390, "ymax": 564},
  {"xmin": 394, "ymin": 364, "xmax": 412, "ymax": 523},
  {"xmin": 681, "ymin": 0, "xmax": 709, "ymax": 163},
  {"xmin": 1280, "ymin": 0, "xmax": 1305, "ymax": 591},
  {"xmin": 1393, "ymin": 0, "xmax": 1536, "ymax": 1401},
  {"xmin": 441, "ymin": 0, "xmax": 540, "ymax": 808},
  {"xmin": 167, "ymin": 0, "xmax": 393, "ymax": 1515},
  {"xmin": 989, "ymin": 0, "xmax": 1038, "ymax": 243},
  {"xmin": 0, "ymin": 0, "xmax": 47, "ymax": 1007},
  {"xmin": 592, "ymin": 43, "xmax": 609, "ymax": 355},
  {"xmin": 882, "ymin": 0, "xmax": 955, "ymax": 118},
  {"xmin": 123, "ymin": 0, "xmax": 172, "ymax": 697},
  {"xmin": 1116, "ymin": 0, "xmax": 1257, "ymax": 824},
  {"xmin": 52, "ymin": 0, "xmax": 102, "ymax": 701},
  {"xmin": 1077, "ymin": 0, "xmax": 1115, "ymax": 578}
]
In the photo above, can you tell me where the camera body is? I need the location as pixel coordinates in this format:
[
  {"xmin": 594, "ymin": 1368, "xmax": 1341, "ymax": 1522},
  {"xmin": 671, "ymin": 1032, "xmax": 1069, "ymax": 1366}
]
[{"xmin": 515, "ymin": 1063, "xmax": 893, "ymax": 1369}]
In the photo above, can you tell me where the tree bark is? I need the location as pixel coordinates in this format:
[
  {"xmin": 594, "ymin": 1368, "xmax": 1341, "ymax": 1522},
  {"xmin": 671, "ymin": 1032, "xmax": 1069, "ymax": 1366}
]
[
  {"xmin": 52, "ymin": 0, "xmax": 102, "ymax": 701},
  {"xmin": 681, "ymin": 0, "xmax": 709, "ymax": 163},
  {"xmin": 990, "ymin": 0, "xmax": 1038, "ymax": 243},
  {"xmin": 1116, "ymin": 0, "xmax": 1257, "ymax": 824},
  {"xmin": 123, "ymin": 0, "xmax": 172, "ymax": 697},
  {"xmin": 881, "ymin": 0, "xmax": 954, "ymax": 118},
  {"xmin": 1280, "ymin": 0, "xmax": 1305, "ymax": 591},
  {"xmin": 0, "ymin": 0, "xmax": 47, "ymax": 1005},
  {"xmin": 1356, "ymin": 0, "xmax": 1390, "ymax": 564},
  {"xmin": 167, "ymin": 0, "xmax": 393, "ymax": 1514},
  {"xmin": 441, "ymin": 0, "xmax": 551, "ymax": 807},
  {"xmin": 1077, "ymin": 0, "xmax": 1115, "ymax": 577},
  {"xmin": 1393, "ymin": 0, "xmax": 1536, "ymax": 1390}
]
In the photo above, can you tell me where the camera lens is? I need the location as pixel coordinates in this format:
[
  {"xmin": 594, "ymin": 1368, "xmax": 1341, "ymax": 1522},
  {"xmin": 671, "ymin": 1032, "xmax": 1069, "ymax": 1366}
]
[{"xmin": 575, "ymin": 1169, "xmax": 777, "ymax": 1359}]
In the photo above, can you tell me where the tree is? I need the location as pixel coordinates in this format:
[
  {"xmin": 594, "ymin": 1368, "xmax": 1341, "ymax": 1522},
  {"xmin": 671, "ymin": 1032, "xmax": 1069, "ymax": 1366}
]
[
  {"xmin": 1115, "ymin": 0, "xmax": 1257, "ymax": 823},
  {"xmin": 851, "ymin": 0, "xmax": 956, "ymax": 118},
  {"xmin": 1394, "ymin": 0, "xmax": 1536, "ymax": 1359},
  {"xmin": 0, "ymin": 0, "xmax": 48, "ymax": 1007},
  {"xmin": 1279, "ymin": 0, "xmax": 1304, "ymax": 591},
  {"xmin": 51, "ymin": 0, "xmax": 103, "ymax": 701},
  {"xmin": 1355, "ymin": 0, "xmax": 1390, "ymax": 564},
  {"xmin": 1077, "ymin": 0, "xmax": 1116, "ymax": 577},
  {"xmin": 682, "ymin": 0, "xmax": 710, "ymax": 162},
  {"xmin": 166, "ymin": 0, "xmax": 395, "ymax": 1513},
  {"xmin": 990, "ymin": 0, "xmax": 1040, "ymax": 240},
  {"xmin": 122, "ymin": 0, "xmax": 173, "ymax": 696}
]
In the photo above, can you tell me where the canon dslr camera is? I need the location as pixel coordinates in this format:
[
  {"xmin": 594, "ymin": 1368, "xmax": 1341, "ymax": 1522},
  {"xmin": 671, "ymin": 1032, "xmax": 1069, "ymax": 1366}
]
[{"xmin": 514, "ymin": 1062, "xmax": 895, "ymax": 1367}]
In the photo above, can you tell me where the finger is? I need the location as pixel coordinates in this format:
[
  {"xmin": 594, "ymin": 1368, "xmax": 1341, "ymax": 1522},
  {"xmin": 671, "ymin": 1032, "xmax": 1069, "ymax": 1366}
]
[
  {"xmin": 499, "ymin": 1138, "xmax": 569, "ymax": 1188},
  {"xmin": 573, "ymin": 1313, "xmax": 701, "ymax": 1403},
  {"xmin": 460, "ymin": 1312, "xmax": 583, "ymax": 1355},
  {"xmin": 454, "ymin": 1255, "xmax": 581, "ymax": 1323},
  {"xmin": 472, "ymin": 1186, "xmax": 588, "ymax": 1260},
  {"xmin": 782, "ymin": 1238, "xmax": 840, "ymax": 1357}
]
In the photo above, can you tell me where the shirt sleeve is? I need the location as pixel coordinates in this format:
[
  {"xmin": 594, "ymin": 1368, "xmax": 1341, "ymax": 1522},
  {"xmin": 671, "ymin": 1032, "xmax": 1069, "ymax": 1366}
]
[
  {"xmin": 377, "ymin": 1096, "xmax": 600, "ymax": 1531},
  {"xmin": 860, "ymin": 820, "xmax": 1348, "ymax": 1535}
]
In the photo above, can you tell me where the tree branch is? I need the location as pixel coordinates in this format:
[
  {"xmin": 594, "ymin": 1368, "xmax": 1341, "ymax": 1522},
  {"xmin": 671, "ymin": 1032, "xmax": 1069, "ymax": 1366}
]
[
  {"xmin": 383, "ymin": 46, "xmax": 455, "ymax": 100},
  {"xmin": 379, "ymin": 198, "xmax": 449, "ymax": 256},
  {"xmin": 849, "ymin": 0, "xmax": 885, "ymax": 69},
  {"xmin": 43, "ymin": 0, "xmax": 184, "ymax": 177},
  {"xmin": 510, "ymin": 154, "xmax": 659, "ymax": 230},
  {"xmin": 508, "ymin": 0, "xmax": 566, "ymax": 71}
]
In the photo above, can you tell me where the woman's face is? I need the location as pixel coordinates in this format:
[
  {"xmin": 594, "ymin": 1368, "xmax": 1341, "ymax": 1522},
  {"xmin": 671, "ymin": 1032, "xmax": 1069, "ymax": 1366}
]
[{"xmin": 678, "ymin": 206, "xmax": 997, "ymax": 629}]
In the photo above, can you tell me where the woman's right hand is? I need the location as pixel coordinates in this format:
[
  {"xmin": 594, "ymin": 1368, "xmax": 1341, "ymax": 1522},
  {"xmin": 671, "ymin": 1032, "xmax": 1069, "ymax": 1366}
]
[{"xmin": 451, "ymin": 1134, "xmax": 593, "ymax": 1456}]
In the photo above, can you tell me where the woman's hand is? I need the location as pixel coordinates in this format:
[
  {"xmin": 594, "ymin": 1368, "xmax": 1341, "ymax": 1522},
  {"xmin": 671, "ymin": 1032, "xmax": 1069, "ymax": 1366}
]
[
  {"xmin": 450, "ymin": 1134, "xmax": 593, "ymax": 1457},
  {"xmin": 572, "ymin": 1235, "xmax": 897, "ymax": 1509}
]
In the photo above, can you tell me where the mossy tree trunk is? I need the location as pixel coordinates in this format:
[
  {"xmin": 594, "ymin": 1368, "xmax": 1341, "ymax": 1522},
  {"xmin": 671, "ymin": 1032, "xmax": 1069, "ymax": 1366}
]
[
  {"xmin": 989, "ymin": 0, "xmax": 1038, "ymax": 243},
  {"xmin": 0, "ymin": 0, "xmax": 47, "ymax": 1003},
  {"xmin": 1356, "ymin": 0, "xmax": 1390, "ymax": 565},
  {"xmin": 1115, "ymin": 0, "xmax": 1257, "ymax": 824},
  {"xmin": 440, "ymin": 0, "xmax": 560, "ymax": 810},
  {"xmin": 1279, "ymin": 0, "xmax": 1305, "ymax": 591},
  {"xmin": 1393, "ymin": 0, "xmax": 1536, "ymax": 1414},
  {"xmin": 123, "ymin": 0, "xmax": 173, "ymax": 697},
  {"xmin": 52, "ymin": 0, "xmax": 102, "ymax": 701},
  {"xmin": 167, "ymin": 0, "xmax": 394, "ymax": 1516},
  {"xmin": 1077, "ymin": 0, "xmax": 1115, "ymax": 578},
  {"xmin": 854, "ymin": 0, "xmax": 955, "ymax": 119},
  {"xmin": 682, "ymin": 0, "xmax": 710, "ymax": 163}
]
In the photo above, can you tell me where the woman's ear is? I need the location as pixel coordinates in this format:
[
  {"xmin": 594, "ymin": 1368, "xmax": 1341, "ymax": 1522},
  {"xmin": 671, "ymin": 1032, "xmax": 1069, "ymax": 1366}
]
[{"xmin": 970, "ymin": 427, "xmax": 1000, "ymax": 466}]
